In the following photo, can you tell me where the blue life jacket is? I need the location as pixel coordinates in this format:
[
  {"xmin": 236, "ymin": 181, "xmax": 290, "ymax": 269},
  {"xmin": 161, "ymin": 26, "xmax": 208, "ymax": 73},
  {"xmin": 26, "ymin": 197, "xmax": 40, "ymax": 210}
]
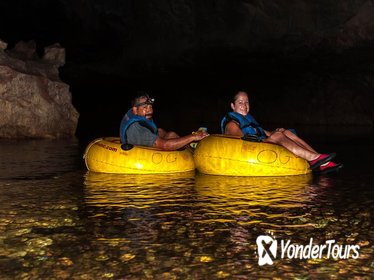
[
  {"xmin": 220, "ymin": 112, "xmax": 267, "ymax": 139},
  {"xmin": 119, "ymin": 109, "xmax": 158, "ymax": 144}
]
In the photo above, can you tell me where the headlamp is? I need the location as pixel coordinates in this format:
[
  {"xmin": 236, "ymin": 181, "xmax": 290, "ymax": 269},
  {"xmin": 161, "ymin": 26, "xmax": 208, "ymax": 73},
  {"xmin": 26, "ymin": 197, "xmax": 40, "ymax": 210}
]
[{"xmin": 135, "ymin": 96, "xmax": 155, "ymax": 107}]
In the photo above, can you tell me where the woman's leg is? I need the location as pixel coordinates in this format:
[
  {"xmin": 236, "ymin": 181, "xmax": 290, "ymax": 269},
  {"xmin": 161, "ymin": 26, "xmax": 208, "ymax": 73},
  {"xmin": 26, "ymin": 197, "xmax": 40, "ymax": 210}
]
[
  {"xmin": 282, "ymin": 129, "xmax": 318, "ymax": 153},
  {"xmin": 264, "ymin": 131, "xmax": 319, "ymax": 161},
  {"xmin": 265, "ymin": 131, "xmax": 336, "ymax": 169}
]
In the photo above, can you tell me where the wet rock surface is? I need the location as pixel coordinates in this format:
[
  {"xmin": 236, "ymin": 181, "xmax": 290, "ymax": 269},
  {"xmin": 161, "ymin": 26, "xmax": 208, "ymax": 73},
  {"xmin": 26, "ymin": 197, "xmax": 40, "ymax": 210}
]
[{"xmin": 0, "ymin": 40, "xmax": 79, "ymax": 138}]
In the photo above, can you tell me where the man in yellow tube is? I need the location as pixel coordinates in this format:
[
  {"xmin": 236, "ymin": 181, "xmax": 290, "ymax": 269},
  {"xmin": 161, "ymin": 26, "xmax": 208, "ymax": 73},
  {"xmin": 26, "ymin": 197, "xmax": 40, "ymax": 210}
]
[{"xmin": 120, "ymin": 91, "xmax": 208, "ymax": 151}]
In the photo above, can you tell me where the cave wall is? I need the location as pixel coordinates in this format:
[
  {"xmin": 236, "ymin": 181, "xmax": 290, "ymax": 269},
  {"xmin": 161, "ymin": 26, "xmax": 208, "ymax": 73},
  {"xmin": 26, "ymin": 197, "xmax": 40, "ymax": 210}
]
[{"xmin": 0, "ymin": 0, "xmax": 373, "ymax": 136}]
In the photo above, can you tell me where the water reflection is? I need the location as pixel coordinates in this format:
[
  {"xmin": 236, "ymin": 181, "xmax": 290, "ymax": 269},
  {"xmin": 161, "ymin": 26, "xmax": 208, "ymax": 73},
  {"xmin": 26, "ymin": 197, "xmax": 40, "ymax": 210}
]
[
  {"xmin": 83, "ymin": 171, "xmax": 315, "ymax": 235},
  {"xmin": 83, "ymin": 171, "xmax": 203, "ymax": 277},
  {"xmin": 195, "ymin": 173, "xmax": 313, "ymax": 208},
  {"xmin": 83, "ymin": 171, "xmax": 197, "ymax": 246},
  {"xmin": 84, "ymin": 171, "xmax": 195, "ymax": 209},
  {"xmin": 194, "ymin": 173, "xmax": 314, "ymax": 230},
  {"xmin": 0, "ymin": 138, "xmax": 372, "ymax": 279},
  {"xmin": 82, "ymin": 171, "xmax": 318, "ymax": 278},
  {"xmin": 81, "ymin": 170, "xmax": 373, "ymax": 278},
  {"xmin": 0, "ymin": 139, "xmax": 81, "ymax": 179}
]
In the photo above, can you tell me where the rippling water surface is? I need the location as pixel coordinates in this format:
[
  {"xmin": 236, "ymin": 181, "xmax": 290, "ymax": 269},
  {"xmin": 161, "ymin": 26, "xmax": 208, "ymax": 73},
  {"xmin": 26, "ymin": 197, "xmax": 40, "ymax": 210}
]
[{"xmin": 0, "ymin": 138, "xmax": 373, "ymax": 279}]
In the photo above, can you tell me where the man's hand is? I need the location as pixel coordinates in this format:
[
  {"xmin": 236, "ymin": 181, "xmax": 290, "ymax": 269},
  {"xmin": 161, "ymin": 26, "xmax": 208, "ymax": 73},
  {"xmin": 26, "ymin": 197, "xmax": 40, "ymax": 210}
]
[{"xmin": 192, "ymin": 130, "xmax": 209, "ymax": 141}]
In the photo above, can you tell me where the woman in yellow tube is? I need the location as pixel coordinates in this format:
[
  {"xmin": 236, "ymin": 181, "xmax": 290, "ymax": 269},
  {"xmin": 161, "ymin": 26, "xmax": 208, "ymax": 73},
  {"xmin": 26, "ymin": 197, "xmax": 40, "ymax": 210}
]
[{"xmin": 221, "ymin": 90, "xmax": 343, "ymax": 174}]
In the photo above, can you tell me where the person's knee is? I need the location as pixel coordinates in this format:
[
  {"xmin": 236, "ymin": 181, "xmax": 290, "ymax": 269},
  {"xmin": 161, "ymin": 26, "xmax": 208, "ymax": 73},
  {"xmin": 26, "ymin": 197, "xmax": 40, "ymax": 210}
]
[
  {"xmin": 268, "ymin": 131, "xmax": 284, "ymax": 142},
  {"xmin": 274, "ymin": 131, "xmax": 285, "ymax": 138},
  {"xmin": 283, "ymin": 129, "xmax": 293, "ymax": 137}
]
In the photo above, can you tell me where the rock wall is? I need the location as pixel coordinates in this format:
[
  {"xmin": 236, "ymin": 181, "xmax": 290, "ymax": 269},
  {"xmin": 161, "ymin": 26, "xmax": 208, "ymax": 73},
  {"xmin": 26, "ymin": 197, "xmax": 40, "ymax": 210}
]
[{"xmin": 0, "ymin": 40, "xmax": 79, "ymax": 138}]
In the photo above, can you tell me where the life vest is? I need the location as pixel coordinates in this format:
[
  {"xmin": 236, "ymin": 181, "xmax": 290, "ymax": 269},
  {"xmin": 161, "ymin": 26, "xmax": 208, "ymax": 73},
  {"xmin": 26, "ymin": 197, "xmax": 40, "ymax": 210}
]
[
  {"xmin": 119, "ymin": 109, "xmax": 158, "ymax": 144},
  {"xmin": 220, "ymin": 112, "xmax": 266, "ymax": 139}
]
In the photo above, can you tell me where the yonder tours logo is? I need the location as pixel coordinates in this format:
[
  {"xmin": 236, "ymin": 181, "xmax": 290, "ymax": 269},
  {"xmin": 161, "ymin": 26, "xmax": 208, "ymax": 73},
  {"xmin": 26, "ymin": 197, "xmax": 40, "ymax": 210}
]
[
  {"xmin": 256, "ymin": 235, "xmax": 278, "ymax": 266},
  {"xmin": 256, "ymin": 235, "xmax": 360, "ymax": 266}
]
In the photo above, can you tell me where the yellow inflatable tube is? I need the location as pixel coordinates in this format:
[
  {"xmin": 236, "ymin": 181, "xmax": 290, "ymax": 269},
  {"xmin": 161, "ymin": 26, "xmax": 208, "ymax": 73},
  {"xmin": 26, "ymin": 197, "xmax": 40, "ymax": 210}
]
[
  {"xmin": 194, "ymin": 134, "xmax": 311, "ymax": 176},
  {"xmin": 84, "ymin": 137, "xmax": 195, "ymax": 174}
]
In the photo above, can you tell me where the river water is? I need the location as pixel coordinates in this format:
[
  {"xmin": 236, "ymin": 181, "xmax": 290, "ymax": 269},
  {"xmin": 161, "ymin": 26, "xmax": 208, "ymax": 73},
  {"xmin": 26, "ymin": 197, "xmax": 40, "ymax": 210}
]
[{"xmin": 0, "ymin": 134, "xmax": 373, "ymax": 279}]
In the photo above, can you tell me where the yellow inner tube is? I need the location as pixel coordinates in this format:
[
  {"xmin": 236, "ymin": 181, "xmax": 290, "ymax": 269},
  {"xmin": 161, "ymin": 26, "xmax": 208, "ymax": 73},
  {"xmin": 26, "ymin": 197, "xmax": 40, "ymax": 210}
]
[
  {"xmin": 84, "ymin": 137, "xmax": 195, "ymax": 174},
  {"xmin": 194, "ymin": 134, "xmax": 311, "ymax": 176}
]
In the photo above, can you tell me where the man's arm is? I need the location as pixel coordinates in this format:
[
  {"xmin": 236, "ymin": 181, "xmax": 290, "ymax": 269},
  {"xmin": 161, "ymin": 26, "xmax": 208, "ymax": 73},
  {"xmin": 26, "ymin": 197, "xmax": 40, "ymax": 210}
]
[
  {"xmin": 158, "ymin": 128, "xmax": 179, "ymax": 139},
  {"xmin": 154, "ymin": 130, "xmax": 208, "ymax": 151}
]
